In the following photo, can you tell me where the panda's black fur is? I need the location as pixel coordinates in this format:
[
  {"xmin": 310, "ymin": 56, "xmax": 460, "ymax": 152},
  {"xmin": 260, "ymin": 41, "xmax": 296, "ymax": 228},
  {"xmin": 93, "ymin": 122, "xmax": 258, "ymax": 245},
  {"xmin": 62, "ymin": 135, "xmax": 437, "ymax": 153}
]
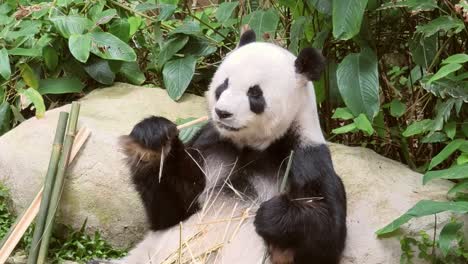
[{"xmin": 90, "ymin": 30, "xmax": 347, "ymax": 264}]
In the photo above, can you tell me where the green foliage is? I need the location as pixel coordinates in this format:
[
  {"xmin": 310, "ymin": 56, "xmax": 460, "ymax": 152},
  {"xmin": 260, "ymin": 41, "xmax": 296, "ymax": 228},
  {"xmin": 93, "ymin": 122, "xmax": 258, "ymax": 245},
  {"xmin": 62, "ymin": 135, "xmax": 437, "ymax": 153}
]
[
  {"xmin": 0, "ymin": 184, "xmax": 126, "ymax": 263},
  {"xmin": 1, "ymin": 1, "xmax": 467, "ymax": 262}
]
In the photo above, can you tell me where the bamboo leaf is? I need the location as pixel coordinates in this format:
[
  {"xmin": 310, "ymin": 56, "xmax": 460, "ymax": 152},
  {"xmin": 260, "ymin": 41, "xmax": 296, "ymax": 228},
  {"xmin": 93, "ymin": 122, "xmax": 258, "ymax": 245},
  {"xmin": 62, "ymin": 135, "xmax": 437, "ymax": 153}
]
[
  {"xmin": 442, "ymin": 54, "xmax": 468, "ymax": 65},
  {"xmin": 428, "ymin": 63, "xmax": 462, "ymax": 84},
  {"xmin": 423, "ymin": 164, "xmax": 468, "ymax": 185},
  {"xmin": 428, "ymin": 139, "xmax": 466, "ymax": 170},
  {"xmin": 439, "ymin": 221, "xmax": 463, "ymax": 256},
  {"xmin": 448, "ymin": 180, "xmax": 468, "ymax": 195},
  {"xmin": 376, "ymin": 200, "xmax": 468, "ymax": 236}
]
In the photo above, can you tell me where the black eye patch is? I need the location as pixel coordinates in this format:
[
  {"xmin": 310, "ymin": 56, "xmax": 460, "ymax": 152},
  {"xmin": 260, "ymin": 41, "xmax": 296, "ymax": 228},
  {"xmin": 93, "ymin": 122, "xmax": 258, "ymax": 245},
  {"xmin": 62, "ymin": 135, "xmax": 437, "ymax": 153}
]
[
  {"xmin": 247, "ymin": 85, "xmax": 265, "ymax": 114},
  {"xmin": 215, "ymin": 78, "xmax": 229, "ymax": 100}
]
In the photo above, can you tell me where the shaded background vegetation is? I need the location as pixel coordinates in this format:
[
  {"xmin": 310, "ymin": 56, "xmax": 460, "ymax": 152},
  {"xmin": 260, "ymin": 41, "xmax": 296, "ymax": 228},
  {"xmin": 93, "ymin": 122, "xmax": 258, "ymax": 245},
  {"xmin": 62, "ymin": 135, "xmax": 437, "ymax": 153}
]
[{"xmin": 0, "ymin": 0, "xmax": 467, "ymax": 262}]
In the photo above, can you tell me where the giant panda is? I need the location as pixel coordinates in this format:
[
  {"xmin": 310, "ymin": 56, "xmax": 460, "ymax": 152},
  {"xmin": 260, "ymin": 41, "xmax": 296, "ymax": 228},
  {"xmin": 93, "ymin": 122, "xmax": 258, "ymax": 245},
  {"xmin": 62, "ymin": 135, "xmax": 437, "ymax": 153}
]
[{"xmin": 90, "ymin": 30, "xmax": 347, "ymax": 264}]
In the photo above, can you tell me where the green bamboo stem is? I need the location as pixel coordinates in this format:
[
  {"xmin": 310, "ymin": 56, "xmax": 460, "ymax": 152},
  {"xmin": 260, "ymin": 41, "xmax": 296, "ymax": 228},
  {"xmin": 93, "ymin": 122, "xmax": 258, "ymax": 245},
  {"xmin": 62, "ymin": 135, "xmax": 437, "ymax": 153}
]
[
  {"xmin": 36, "ymin": 102, "xmax": 80, "ymax": 264},
  {"xmin": 27, "ymin": 112, "xmax": 69, "ymax": 264}
]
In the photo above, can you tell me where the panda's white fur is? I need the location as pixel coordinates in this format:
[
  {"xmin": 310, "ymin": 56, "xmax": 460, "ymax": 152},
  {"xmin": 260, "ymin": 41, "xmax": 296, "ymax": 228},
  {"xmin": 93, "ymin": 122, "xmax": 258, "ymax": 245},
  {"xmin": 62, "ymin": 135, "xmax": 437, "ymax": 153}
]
[
  {"xmin": 94, "ymin": 32, "xmax": 346, "ymax": 264},
  {"xmin": 207, "ymin": 42, "xmax": 325, "ymax": 150}
]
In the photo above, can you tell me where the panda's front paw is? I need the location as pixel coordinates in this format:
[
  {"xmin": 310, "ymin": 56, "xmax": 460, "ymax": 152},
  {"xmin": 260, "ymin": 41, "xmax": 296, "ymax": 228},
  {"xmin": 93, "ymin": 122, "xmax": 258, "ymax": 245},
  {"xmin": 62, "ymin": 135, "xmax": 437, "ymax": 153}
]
[
  {"xmin": 255, "ymin": 195, "xmax": 300, "ymax": 264},
  {"xmin": 119, "ymin": 116, "xmax": 177, "ymax": 162}
]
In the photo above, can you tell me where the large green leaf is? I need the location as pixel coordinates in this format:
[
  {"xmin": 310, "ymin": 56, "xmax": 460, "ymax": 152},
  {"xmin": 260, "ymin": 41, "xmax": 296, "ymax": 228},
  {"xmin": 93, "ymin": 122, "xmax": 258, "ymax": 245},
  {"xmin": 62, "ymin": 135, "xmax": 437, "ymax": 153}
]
[
  {"xmin": 332, "ymin": 0, "xmax": 368, "ymax": 40},
  {"xmin": 162, "ymin": 56, "xmax": 197, "ymax": 101},
  {"xmin": 416, "ymin": 16, "xmax": 465, "ymax": 37},
  {"xmin": 307, "ymin": 0, "xmax": 332, "ymax": 14},
  {"xmin": 38, "ymin": 77, "xmax": 84, "ymax": 95},
  {"xmin": 109, "ymin": 19, "xmax": 131, "ymax": 42},
  {"xmin": 289, "ymin": 16, "xmax": 307, "ymax": 55},
  {"xmin": 242, "ymin": 9, "xmax": 279, "ymax": 39},
  {"xmin": 216, "ymin": 2, "xmax": 239, "ymax": 24},
  {"xmin": 428, "ymin": 63, "xmax": 462, "ymax": 84},
  {"xmin": 171, "ymin": 21, "xmax": 201, "ymax": 36},
  {"xmin": 128, "ymin": 16, "xmax": 143, "ymax": 36},
  {"xmin": 376, "ymin": 200, "xmax": 468, "ymax": 236},
  {"xmin": 69, "ymin": 34, "xmax": 91, "ymax": 63},
  {"xmin": 423, "ymin": 163, "xmax": 468, "ymax": 184},
  {"xmin": 0, "ymin": 48, "xmax": 11, "ymax": 80},
  {"xmin": 43, "ymin": 46, "xmax": 58, "ymax": 71},
  {"xmin": 18, "ymin": 88, "xmax": 46, "ymax": 118},
  {"xmin": 158, "ymin": 35, "xmax": 189, "ymax": 68},
  {"xmin": 119, "ymin": 62, "xmax": 145, "ymax": 85},
  {"xmin": 158, "ymin": 4, "xmax": 177, "ymax": 21},
  {"xmin": 50, "ymin": 16, "xmax": 93, "ymax": 38},
  {"xmin": 89, "ymin": 32, "xmax": 136, "ymax": 62},
  {"xmin": 409, "ymin": 34, "xmax": 437, "ymax": 68},
  {"xmin": 336, "ymin": 48, "xmax": 379, "ymax": 120},
  {"xmin": 439, "ymin": 221, "xmax": 463, "ymax": 256},
  {"xmin": 84, "ymin": 59, "xmax": 115, "ymax": 85},
  {"xmin": 94, "ymin": 9, "xmax": 117, "ymax": 25},
  {"xmin": 181, "ymin": 37, "xmax": 217, "ymax": 57},
  {"xmin": 402, "ymin": 119, "xmax": 434, "ymax": 137},
  {"xmin": 428, "ymin": 139, "xmax": 467, "ymax": 170},
  {"xmin": 19, "ymin": 64, "xmax": 39, "ymax": 89},
  {"xmin": 0, "ymin": 102, "xmax": 11, "ymax": 136}
]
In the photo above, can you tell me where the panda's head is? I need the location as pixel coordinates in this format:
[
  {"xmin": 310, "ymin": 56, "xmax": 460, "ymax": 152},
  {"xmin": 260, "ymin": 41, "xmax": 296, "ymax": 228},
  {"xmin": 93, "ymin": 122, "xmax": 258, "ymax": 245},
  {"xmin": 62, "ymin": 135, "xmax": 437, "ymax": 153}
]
[{"xmin": 206, "ymin": 30, "xmax": 326, "ymax": 149}]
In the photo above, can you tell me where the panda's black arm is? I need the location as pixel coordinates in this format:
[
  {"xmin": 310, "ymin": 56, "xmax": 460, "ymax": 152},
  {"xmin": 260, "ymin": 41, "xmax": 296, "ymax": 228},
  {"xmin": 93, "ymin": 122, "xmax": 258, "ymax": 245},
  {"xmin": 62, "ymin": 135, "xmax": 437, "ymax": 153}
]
[
  {"xmin": 120, "ymin": 116, "xmax": 206, "ymax": 231},
  {"xmin": 254, "ymin": 144, "xmax": 347, "ymax": 264}
]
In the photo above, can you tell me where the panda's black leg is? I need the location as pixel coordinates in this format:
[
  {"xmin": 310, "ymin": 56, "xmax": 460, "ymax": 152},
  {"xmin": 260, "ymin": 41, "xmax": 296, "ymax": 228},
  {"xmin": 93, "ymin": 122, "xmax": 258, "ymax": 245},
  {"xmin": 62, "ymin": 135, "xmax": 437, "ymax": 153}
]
[
  {"xmin": 254, "ymin": 144, "xmax": 347, "ymax": 264},
  {"xmin": 120, "ymin": 116, "xmax": 206, "ymax": 231}
]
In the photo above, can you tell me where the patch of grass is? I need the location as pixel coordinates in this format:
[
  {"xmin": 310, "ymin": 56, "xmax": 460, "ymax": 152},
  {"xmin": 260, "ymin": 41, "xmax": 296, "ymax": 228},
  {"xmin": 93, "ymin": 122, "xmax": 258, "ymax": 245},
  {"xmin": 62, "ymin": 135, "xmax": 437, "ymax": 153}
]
[{"xmin": 0, "ymin": 184, "xmax": 127, "ymax": 263}]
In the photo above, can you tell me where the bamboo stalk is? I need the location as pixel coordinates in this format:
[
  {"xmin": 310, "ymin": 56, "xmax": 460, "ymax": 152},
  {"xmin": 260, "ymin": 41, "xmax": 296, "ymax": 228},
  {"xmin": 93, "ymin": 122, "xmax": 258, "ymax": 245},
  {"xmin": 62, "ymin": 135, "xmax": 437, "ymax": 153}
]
[
  {"xmin": 27, "ymin": 112, "xmax": 69, "ymax": 264},
  {"xmin": 0, "ymin": 126, "xmax": 90, "ymax": 264},
  {"xmin": 177, "ymin": 116, "xmax": 208, "ymax": 130},
  {"xmin": 36, "ymin": 102, "xmax": 81, "ymax": 264}
]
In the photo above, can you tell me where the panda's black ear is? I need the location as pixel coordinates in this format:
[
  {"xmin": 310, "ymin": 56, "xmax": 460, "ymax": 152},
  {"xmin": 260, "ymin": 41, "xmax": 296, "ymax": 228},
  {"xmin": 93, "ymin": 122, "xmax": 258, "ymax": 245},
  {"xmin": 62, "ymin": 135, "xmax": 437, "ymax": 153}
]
[
  {"xmin": 295, "ymin": 48, "xmax": 326, "ymax": 81},
  {"xmin": 239, "ymin": 30, "xmax": 256, "ymax": 47}
]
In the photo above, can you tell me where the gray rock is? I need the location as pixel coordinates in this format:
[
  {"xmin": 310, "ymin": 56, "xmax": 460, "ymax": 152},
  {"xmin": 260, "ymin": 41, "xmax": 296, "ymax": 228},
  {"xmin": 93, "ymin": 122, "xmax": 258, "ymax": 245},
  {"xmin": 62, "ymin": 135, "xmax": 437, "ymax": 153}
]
[
  {"xmin": 0, "ymin": 83, "xmax": 207, "ymax": 248},
  {"xmin": 0, "ymin": 82, "xmax": 457, "ymax": 263}
]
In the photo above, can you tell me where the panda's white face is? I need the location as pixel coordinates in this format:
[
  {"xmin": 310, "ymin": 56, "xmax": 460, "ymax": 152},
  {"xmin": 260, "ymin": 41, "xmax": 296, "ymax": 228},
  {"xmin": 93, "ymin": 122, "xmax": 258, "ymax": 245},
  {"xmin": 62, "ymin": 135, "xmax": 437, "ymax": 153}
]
[{"xmin": 206, "ymin": 42, "xmax": 312, "ymax": 149}]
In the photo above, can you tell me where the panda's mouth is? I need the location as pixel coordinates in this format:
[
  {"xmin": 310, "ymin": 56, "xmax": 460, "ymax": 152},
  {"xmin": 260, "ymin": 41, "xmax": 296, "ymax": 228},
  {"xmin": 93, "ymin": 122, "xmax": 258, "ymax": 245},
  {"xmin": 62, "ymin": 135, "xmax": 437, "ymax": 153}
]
[{"xmin": 216, "ymin": 122, "xmax": 244, "ymax": 132}]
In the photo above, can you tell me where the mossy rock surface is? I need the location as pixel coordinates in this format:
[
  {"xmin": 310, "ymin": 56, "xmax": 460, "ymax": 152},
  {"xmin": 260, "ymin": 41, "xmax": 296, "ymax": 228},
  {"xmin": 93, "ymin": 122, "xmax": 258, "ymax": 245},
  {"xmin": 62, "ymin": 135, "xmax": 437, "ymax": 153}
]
[{"xmin": 0, "ymin": 82, "xmax": 459, "ymax": 263}]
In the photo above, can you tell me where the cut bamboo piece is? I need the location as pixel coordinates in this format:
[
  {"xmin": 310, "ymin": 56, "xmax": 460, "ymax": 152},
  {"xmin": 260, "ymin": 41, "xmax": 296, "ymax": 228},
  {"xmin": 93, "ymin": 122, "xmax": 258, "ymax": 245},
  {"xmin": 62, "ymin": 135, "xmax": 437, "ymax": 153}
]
[
  {"xmin": 177, "ymin": 116, "xmax": 208, "ymax": 130},
  {"xmin": 37, "ymin": 102, "xmax": 80, "ymax": 264},
  {"xmin": 0, "ymin": 125, "xmax": 90, "ymax": 264},
  {"xmin": 27, "ymin": 112, "xmax": 69, "ymax": 264}
]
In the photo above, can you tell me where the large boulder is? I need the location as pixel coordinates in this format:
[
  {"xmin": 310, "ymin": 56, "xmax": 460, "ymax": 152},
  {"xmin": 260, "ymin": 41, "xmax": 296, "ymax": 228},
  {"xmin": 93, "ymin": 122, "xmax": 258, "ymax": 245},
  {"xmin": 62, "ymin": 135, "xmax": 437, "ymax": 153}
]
[{"xmin": 0, "ymin": 82, "xmax": 455, "ymax": 262}]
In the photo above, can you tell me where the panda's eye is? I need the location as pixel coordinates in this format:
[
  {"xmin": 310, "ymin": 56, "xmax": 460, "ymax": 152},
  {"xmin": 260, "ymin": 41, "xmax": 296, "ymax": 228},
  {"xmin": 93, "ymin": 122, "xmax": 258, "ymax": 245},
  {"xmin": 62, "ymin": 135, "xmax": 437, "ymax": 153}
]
[{"xmin": 247, "ymin": 85, "xmax": 263, "ymax": 98}]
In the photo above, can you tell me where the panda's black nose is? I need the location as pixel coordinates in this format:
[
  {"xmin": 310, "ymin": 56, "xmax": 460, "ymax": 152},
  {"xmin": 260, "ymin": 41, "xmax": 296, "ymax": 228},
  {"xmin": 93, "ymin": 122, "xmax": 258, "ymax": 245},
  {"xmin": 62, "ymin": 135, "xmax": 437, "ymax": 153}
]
[{"xmin": 215, "ymin": 108, "xmax": 233, "ymax": 119}]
